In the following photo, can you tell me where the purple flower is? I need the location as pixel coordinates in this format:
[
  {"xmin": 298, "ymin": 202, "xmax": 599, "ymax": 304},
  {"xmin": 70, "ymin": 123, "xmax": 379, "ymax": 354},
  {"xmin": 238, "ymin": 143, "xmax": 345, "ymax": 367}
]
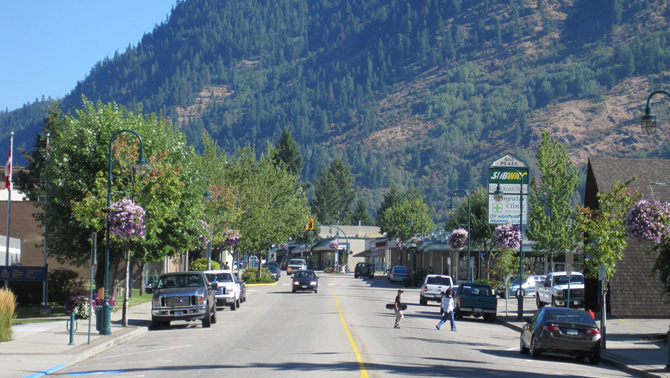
[
  {"xmin": 223, "ymin": 229, "xmax": 240, "ymax": 248},
  {"xmin": 447, "ymin": 228, "xmax": 468, "ymax": 250},
  {"xmin": 199, "ymin": 220, "xmax": 210, "ymax": 247},
  {"xmin": 109, "ymin": 199, "xmax": 146, "ymax": 239},
  {"xmin": 495, "ymin": 224, "xmax": 521, "ymax": 250},
  {"xmin": 394, "ymin": 238, "xmax": 406, "ymax": 250},
  {"xmin": 329, "ymin": 240, "xmax": 339, "ymax": 249},
  {"xmin": 626, "ymin": 199, "xmax": 670, "ymax": 244},
  {"xmin": 410, "ymin": 236, "xmax": 423, "ymax": 244}
]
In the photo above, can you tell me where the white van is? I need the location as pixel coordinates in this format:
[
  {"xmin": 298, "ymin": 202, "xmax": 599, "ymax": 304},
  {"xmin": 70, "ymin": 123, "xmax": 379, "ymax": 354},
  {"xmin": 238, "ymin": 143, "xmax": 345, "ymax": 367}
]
[{"xmin": 287, "ymin": 259, "xmax": 307, "ymax": 275}]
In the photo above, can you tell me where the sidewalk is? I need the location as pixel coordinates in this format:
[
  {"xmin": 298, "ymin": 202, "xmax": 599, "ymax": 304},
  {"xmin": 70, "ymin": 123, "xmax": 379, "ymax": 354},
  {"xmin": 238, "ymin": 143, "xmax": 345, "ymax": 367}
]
[
  {"xmin": 0, "ymin": 301, "xmax": 152, "ymax": 378},
  {"xmin": 497, "ymin": 297, "xmax": 670, "ymax": 378}
]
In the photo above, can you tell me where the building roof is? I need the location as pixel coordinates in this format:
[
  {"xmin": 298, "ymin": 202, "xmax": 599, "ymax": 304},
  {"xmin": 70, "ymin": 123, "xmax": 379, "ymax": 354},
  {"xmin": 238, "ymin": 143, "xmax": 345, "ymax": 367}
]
[{"xmin": 587, "ymin": 157, "xmax": 670, "ymax": 203}]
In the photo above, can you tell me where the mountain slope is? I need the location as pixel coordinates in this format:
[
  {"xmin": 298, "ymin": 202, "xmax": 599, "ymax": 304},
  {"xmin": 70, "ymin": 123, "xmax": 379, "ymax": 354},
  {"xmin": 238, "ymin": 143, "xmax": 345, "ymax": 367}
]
[{"xmin": 2, "ymin": 0, "xmax": 670, "ymax": 224}]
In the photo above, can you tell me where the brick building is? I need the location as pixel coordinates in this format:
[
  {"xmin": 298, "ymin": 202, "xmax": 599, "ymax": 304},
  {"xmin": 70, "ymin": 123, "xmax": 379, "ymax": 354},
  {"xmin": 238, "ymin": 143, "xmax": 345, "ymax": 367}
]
[{"xmin": 585, "ymin": 157, "xmax": 670, "ymax": 317}]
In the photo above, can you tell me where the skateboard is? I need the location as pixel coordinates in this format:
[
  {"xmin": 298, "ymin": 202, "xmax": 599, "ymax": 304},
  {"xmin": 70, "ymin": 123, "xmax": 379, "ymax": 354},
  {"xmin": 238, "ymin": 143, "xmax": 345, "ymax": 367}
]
[{"xmin": 386, "ymin": 303, "xmax": 408, "ymax": 311}]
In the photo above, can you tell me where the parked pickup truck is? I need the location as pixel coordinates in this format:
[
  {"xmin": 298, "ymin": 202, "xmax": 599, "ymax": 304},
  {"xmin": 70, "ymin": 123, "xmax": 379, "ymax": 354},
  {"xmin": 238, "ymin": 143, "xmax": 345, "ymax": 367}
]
[
  {"xmin": 419, "ymin": 274, "xmax": 453, "ymax": 305},
  {"xmin": 454, "ymin": 282, "xmax": 497, "ymax": 322},
  {"xmin": 535, "ymin": 271, "xmax": 585, "ymax": 308},
  {"xmin": 147, "ymin": 271, "xmax": 217, "ymax": 329},
  {"xmin": 205, "ymin": 269, "xmax": 243, "ymax": 310}
]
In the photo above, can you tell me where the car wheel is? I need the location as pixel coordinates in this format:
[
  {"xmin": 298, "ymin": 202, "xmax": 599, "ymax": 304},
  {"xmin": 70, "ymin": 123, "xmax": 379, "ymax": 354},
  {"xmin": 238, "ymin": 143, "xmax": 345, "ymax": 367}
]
[
  {"xmin": 530, "ymin": 335, "xmax": 542, "ymax": 359},
  {"xmin": 151, "ymin": 317, "xmax": 161, "ymax": 330},
  {"xmin": 536, "ymin": 296, "xmax": 544, "ymax": 308},
  {"xmin": 236, "ymin": 298, "xmax": 240, "ymax": 308},
  {"xmin": 211, "ymin": 306, "xmax": 217, "ymax": 324},
  {"xmin": 314, "ymin": 289, "xmax": 318, "ymax": 293},
  {"xmin": 292, "ymin": 288, "xmax": 296, "ymax": 293},
  {"xmin": 551, "ymin": 296, "xmax": 558, "ymax": 307},
  {"xmin": 355, "ymin": 274, "xmax": 358, "ymax": 278},
  {"xmin": 202, "ymin": 303, "xmax": 212, "ymax": 328},
  {"xmin": 589, "ymin": 344, "xmax": 601, "ymax": 365},
  {"xmin": 520, "ymin": 333, "xmax": 529, "ymax": 354},
  {"xmin": 230, "ymin": 300, "xmax": 237, "ymax": 311},
  {"xmin": 420, "ymin": 296, "xmax": 427, "ymax": 305},
  {"xmin": 455, "ymin": 309, "xmax": 463, "ymax": 320}
]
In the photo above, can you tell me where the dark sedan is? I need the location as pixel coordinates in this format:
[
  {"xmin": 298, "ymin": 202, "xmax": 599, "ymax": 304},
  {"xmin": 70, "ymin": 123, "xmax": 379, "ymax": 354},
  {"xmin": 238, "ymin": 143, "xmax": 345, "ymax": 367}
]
[
  {"xmin": 268, "ymin": 264, "xmax": 281, "ymax": 281},
  {"xmin": 292, "ymin": 270, "xmax": 318, "ymax": 293},
  {"xmin": 520, "ymin": 307, "xmax": 601, "ymax": 364}
]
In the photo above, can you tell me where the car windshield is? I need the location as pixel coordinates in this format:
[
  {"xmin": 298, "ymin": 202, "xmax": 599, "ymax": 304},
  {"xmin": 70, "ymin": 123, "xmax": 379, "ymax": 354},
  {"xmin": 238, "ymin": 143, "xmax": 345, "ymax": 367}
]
[
  {"xmin": 554, "ymin": 275, "xmax": 585, "ymax": 285},
  {"xmin": 294, "ymin": 271, "xmax": 315, "ymax": 279},
  {"xmin": 426, "ymin": 276, "xmax": 452, "ymax": 285},
  {"xmin": 206, "ymin": 273, "xmax": 233, "ymax": 282},
  {"xmin": 289, "ymin": 259, "xmax": 305, "ymax": 265},
  {"xmin": 159, "ymin": 274, "xmax": 203, "ymax": 288},
  {"xmin": 395, "ymin": 267, "xmax": 408, "ymax": 273}
]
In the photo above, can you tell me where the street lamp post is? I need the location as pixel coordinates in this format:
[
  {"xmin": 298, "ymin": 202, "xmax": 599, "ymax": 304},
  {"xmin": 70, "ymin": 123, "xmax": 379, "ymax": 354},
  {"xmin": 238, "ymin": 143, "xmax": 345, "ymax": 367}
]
[
  {"xmin": 101, "ymin": 129, "xmax": 149, "ymax": 336},
  {"xmin": 448, "ymin": 190, "xmax": 471, "ymax": 282},
  {"xmin": 409, "ymin": 212, "xmax": 424, "ymax": 287},
  {"xmin": 324, "ymin": 224, "xmax": 349, "ymax": 272},
  {"xmin": 493, "ymin": 168, "xmax": 525, "ymax": 320}
]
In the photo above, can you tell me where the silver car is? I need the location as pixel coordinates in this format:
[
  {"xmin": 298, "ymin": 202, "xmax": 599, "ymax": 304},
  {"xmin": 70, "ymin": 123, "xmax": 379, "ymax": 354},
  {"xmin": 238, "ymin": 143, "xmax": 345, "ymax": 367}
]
[{"xmin": 502, "ymin": 275, "xmax": 546, "ymax": 298}]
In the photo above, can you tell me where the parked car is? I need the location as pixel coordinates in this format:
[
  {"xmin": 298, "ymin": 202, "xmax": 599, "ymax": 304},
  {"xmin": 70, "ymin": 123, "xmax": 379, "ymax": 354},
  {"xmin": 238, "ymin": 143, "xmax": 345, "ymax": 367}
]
[
  {"xmin": 520, "ymin": 306, "xmax": 601, "ymax": 364},
  {"xmin": 354, "ymin": 262, "xmax": 374, "ymax": 278},
  {"xmin": 498, "ymin": 275, "xmax": 546, "ymax": 298},
  {"xmin": 292, "ymin": 269, "xmax": 319, "ymax": 293},
  {"xmin": 454, "ymin": 282, "xmax": 497, "ymax": 322},
  {"xmin": 287, "ymin": 258, "xmax": 308, "ymax": 275},
  {"xmin": 147, "ymin": 271, "xmax": 217, "ymax": 329},
  {"xmin": 204, "ymin": 269, "xmax": 242, "ymax": 310},
  {"xmin": 268, "ymin": 264, "xmax": 281, "ymax": 281},
  {"xmin": 419, "ymin": 274, "xmax": 453, "ymax": 305},
  {"xmin": 387, "ymin": 266, "xmax": 409, "ymax": 283},
  {"xmin": 536, "ymin": 272, "xmax": 585, "ymax": 308}
]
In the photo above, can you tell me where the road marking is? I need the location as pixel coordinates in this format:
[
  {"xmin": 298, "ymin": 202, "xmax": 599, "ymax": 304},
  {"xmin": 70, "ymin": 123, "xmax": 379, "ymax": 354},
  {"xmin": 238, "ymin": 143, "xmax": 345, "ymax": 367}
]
[{"xmin": 332, "ymin": 277, "xmax": 368, "ymax": 378}]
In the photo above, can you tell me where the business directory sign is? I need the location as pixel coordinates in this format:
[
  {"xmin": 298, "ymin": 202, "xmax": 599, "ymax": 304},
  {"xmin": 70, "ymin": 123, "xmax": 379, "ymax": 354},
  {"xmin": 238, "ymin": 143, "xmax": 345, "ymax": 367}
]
[{"xmin": 488, "ymin": 154, "xmax": 529, "ymax": 225}]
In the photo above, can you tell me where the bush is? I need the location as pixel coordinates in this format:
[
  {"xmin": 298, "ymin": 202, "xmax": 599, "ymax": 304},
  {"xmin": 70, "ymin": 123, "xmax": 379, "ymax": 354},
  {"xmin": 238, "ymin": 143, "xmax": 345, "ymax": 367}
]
[
  {"xmin": 49, "ymin": 268, "xmax": 86, "ymax": 306},
  {"xmin": 190, "ymin": 258, "xmax": 220, "ymax": 271},
  {"xmin": 324, "ymin": 267, "xmax": 334, "ymax": 273},
  {"xmin": 7, "ymin": 281, "xmax": 42, "ymax": 306},
  {"xmin": 64, "ymin": 295, "xmax": 90, "ymax": 320},
  {"xmin": 0, "ymin": 287, "xmax": 16, "ymax": 342},
  {"xmin": 242, "ymin": 268, "xmax": 274, "ymax": 283}
]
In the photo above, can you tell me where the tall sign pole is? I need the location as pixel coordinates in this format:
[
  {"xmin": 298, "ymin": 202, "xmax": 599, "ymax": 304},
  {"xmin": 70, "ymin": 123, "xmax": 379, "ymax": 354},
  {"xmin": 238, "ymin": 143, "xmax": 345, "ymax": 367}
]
[
  {"xmin": 4, "ymin": 132, "xmax": 13, "ymax": 287},
  {"xmin": 488, "ymin": 154, "xmax": 529, "ymax": 320}
]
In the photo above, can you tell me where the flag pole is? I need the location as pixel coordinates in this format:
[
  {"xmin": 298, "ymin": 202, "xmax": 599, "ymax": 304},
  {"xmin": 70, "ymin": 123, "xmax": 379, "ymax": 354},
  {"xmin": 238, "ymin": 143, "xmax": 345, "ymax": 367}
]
[{"xmin": 4, "ymin": 131, "xmax": 13, "ymax": 287}]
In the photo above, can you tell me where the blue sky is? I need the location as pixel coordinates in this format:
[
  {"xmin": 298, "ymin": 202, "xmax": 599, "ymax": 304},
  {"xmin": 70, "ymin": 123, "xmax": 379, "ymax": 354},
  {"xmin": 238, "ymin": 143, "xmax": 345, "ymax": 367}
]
[{"xmin": 1, "ymin": 1, "xmax": 176, "ymax": 112}]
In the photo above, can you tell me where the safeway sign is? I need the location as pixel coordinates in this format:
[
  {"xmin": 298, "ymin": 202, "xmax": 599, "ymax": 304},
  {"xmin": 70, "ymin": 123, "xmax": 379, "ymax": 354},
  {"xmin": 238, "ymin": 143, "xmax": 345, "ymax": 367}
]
[{"xmin": 488, "ymin": 154, "xmax": 529, "ymax": 225}]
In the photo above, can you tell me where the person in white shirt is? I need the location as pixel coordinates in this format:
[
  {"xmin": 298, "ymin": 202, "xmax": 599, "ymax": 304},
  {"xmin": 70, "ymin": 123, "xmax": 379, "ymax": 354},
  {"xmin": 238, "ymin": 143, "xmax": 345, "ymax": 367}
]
[{"xmin": 436, "ymin": 288, "xmax": 456, "ymax": 331}]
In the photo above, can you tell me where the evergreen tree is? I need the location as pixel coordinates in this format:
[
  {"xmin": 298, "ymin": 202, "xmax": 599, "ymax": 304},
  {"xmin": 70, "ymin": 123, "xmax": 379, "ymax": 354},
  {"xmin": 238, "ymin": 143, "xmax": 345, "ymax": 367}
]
[
  {"xmin": 351, "ymin": 199, "xmax": 374, "ymax": 226},
  {"xmin": 273, "ymin": 127, "xmax": 303, "ymax": 176},
  {"xmin": 312, "ymin": 158, "xmax": 355, "ymax": 225}
]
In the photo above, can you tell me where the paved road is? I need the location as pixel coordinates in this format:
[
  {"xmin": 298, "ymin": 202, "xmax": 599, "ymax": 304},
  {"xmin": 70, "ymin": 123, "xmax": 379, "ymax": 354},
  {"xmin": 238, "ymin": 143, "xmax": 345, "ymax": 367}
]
[{"xmin": 53, "ymin": 274, "xmax": 631, "ymax": 377}]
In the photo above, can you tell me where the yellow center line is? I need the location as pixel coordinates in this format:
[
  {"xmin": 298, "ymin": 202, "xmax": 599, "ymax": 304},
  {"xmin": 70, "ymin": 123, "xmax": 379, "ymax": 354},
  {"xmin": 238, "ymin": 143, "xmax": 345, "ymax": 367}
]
[{"xmin": 331, "ymin": 277, "xmax": 368, "ymax": 378}]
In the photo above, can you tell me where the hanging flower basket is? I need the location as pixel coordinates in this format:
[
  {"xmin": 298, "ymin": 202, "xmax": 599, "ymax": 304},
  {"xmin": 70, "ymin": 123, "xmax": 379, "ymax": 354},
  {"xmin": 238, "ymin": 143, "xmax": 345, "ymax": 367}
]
[
  {"xmin": 394, "ymin": 238, "xmax": 406, "ymax": 250},
  {"xmin": 109, "ymin": 199, "xmax": 146, "ymax": 239},
  {"xmin": 447, "ymin": 228, "xmax": 468, "ymax": 250},
  {"xmin": 495, "ymin": 224, "xmax": 521, "ymax": 250},
  {"xmin": 626, "ymin": 199, "xmax": 670, "ymax": 244},
  {"xmin": 65, "ymin": 295, "xmax": 91, "ymax": 320},
  {"xmin": 329, "ymin": 240, "xmax": 339, "ymax": 249},
  {"xmin": 410, "ymin": 236, "xmax": 423, "ymax": 245}
]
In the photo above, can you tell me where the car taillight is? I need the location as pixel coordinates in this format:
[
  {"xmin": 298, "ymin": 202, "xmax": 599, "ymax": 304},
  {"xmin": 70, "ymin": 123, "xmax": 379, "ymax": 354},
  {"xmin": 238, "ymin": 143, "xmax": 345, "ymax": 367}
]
[
  {"xmin": 586, "ymin": 329, "xmax": 600, "ymax": 336},
  {"xmin": 543, "ymin": 324, "xmax": 560, "ymax": 332},
  {"xmin": 459, "ymin": 297, "xmax": 463, "ymax": 304},
  {"xmin": 424, "ymin": 286, "xmax": 428, "ymax": 291}
]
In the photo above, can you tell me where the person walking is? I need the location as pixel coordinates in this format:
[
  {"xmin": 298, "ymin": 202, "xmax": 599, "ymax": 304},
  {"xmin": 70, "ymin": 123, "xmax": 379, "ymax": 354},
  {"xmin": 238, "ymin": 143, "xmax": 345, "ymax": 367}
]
[
  {"xmin": 436, "ymin": 288, "xmax": 456, "ymax": 331},
  {"xmin": 394, "ymin": 289, "xmax": 404, "ymax": 329}
]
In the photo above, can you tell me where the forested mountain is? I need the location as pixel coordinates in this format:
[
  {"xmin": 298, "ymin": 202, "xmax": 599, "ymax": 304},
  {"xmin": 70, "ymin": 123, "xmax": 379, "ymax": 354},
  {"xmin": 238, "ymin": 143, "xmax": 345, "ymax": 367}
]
[{"xmin": 3, "ymin": 0, "xmax": 670, "ymax": 224}]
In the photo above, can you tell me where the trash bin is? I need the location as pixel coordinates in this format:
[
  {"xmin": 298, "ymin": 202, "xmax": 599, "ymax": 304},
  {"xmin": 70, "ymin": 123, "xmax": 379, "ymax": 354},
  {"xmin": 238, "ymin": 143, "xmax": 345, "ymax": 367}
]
[{"xmin": 95, "ymin": 306, "xmax": 103, "ymax": 331}]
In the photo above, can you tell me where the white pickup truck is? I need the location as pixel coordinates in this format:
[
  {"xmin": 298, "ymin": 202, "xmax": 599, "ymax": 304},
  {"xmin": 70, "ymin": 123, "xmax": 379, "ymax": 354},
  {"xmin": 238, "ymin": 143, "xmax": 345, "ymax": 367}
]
[
  {"xmin": 205, "ymin": 269, "xmax": 242, "ymax": 310},
  {"xmin": 535, "ymin": 271, "xmax": 586, "ymax": 308},
  {"xmin": 419, "ymin": 274, "xmax": 454, "ymax": 305}
]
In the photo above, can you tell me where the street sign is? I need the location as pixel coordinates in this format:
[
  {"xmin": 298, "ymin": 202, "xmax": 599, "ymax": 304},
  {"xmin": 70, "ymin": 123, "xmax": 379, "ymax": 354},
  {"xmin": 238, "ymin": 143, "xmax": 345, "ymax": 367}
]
[
  {"xmin": 488, "ymin": 154, "xmax": 529, "ymax": 225},
  {"xmin": 567, "ymin": 264, "xmax": 572, "ymax": 277}
]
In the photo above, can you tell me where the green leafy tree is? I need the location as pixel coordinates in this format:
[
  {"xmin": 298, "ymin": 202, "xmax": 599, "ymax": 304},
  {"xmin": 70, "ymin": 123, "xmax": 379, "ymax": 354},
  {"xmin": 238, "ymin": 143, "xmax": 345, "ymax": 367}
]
[
  {"xmin": 528, "ymin": 131, "xmax": 580, "ymax": 261},
  {"xmin": 378, "ymin": 189, "xmax": 434, "ymax": 241},
  {"xmin": 40, "ymin": 99, "xmax": 206, "ymax": 294},
  {"xmin": 376, "ymin": 185, "xmax": 402, "ymax": 225},
  {"xmin": 576, "ymin": 179, "xmax": 640, "ymax": 295},
  {"xmin": 190, "ymin": 258, "xmax": 220, "ymax": 271}
]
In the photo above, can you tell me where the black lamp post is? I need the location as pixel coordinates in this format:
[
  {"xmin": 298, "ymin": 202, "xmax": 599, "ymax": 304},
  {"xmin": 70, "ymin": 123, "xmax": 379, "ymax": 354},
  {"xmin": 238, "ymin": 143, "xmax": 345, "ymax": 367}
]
[
  {"xmin": 409, "ymin": 211, "xmax": 424, "ymax": 286},
  {"xmin": 101, "ymin": 129, "xmax": 149, "ymax": 336},
  {"xmin": 448, "ymin": 190, "xmax": 471, "ymax": 282},
  {"xmin": 493, "ymin": 168, "xmax": 525, "ymax": 320}
]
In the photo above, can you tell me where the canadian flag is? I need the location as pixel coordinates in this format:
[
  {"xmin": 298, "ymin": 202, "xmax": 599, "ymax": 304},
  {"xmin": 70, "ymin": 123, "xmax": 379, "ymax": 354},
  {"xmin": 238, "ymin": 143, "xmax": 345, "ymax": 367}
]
[{"xmin": 5, "ymin": 144, "xmax": 11, "ymax": 191}]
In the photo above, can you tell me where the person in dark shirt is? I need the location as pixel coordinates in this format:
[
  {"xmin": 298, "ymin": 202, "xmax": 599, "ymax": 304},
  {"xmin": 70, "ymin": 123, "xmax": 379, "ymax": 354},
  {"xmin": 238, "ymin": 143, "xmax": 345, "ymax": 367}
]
[{"xmin": 394, "ymin": 289, "xmax": 404, "ymax": 329}]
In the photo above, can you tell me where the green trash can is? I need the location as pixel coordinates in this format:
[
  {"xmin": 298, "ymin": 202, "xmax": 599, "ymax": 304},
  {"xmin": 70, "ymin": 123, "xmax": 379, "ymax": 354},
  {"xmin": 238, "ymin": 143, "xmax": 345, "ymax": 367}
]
[{"xmin": 95, "ymin": 306, "xmax": 103, "ymax": 331}]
